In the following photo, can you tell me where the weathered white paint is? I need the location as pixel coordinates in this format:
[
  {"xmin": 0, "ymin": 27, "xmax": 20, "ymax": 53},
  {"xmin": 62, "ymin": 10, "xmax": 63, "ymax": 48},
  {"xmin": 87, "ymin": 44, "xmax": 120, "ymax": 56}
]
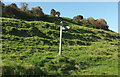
[{"xmin": 59, "ymin": 25, "xmax": 62, "ymax": 55}]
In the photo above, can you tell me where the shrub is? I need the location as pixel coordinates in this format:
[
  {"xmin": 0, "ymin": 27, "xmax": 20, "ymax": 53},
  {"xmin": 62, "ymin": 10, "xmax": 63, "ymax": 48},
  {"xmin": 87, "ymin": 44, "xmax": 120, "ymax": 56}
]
[
  {"xmin": 2, "ymin": 5, "xmax": 19, "ymax": 18},
  {"xmin": 55, "ymin": 11, "xmax": 60, "ymax": 17},
  {"xmin": 73, "ymin": 15, "xmax": 83, "ymax": 23},
  {"xmin": 76, "ymin": 15, "xmax": 83, "ymax": 19},
  {"xmin": 31, "ymin": 6, "xmax": 44, "ymax": 17},
  {"xmin": 92, "ymin": 20, "xmax": 100, "ymax": 28},
  {"xmin": 50, "ymin": 9, "xmax": 56, "ymax": 16},
  {"xmin": 92, "ymin": 19, "xmax": 108, "ymax": 30},
  {"xmin": 2, "ymin": 5, "xmax": 35, "ymax": 20},
  {"xmin": 97, "ymin": 18, "xmax": 107, "ymax": 26},
  {"xmin": 9, "ymin": 3, "xmax": 18, "ymax": 9},
  {"xmin": 80, "ymin": 18, "xmax": 87, "ymax": 24},
  {"xmin": 87, "ymin": 17, "xmax": 95, "ymax": 24},
  {"xmin": 2, "ymin": 2, "xmax": 44, "ymax": 20}
]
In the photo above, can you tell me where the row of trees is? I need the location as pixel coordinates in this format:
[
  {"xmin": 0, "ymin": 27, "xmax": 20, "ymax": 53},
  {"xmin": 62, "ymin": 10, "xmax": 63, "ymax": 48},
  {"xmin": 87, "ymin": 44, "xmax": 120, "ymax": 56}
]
[
  {"xmin": 1, "ymin": 2, "xmax": 44, "ymax": 19},
  {"xmin": 73, "ymin": 15, "xmax": 108, "ymax": 30},
  {"xmin": 1, "ymin": 2, "xmax": 109, "ymax": 30},
  {"xmin": 1, "ymin": 2, "xmax": 61, "ymax": 19}
]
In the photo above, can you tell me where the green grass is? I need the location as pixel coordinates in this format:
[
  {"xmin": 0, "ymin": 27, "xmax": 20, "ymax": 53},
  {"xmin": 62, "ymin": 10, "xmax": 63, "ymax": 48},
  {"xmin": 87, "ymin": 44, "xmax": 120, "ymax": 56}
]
[{"xmin": 1, "ymin": 16, "xmax": 120, "ymax": 75}]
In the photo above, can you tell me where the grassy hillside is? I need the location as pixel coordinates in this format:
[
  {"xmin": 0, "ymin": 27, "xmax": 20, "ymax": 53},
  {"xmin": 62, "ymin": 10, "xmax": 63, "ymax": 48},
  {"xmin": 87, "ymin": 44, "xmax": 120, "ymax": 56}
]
[{"xmin": 1, "ymin": 16, "xmax": 120, "ymax": 76}]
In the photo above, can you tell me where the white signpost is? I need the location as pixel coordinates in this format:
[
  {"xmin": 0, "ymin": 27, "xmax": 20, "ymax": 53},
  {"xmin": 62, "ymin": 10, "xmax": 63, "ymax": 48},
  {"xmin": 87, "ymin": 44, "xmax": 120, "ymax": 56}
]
[{"xmin": 59, "ymin": 21, "xmax": 70, "ymax": 56}]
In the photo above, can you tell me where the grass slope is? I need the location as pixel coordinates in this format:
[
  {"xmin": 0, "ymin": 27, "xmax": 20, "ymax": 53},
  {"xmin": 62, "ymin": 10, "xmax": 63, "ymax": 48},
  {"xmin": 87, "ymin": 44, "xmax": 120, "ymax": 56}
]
[{"xmin": 1, "ymin": 16, "xmax": 120, "ymax": 75}]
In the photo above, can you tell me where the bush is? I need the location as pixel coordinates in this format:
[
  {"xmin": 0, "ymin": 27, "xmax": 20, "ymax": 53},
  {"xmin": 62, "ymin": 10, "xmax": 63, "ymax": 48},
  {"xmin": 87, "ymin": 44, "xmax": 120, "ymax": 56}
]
[
  {"xmin": 92, "ymin": 19, "xmax": 108, "ymax": 30},
  {"xmin": 2, "ymin": 5, "xmax": 19, "ymax": 18},
  {"xmin": 80, "ymin": 18, "xmax": 87, "ymax": 24},
  {"xmin": 50, "ymin": 9, "xmax": 56, "ymax": 16},
  {"xmin": 2, "ymin": 2, "xmax": 45, "ymax": 20},
  {"xmin": 55, "ymin": 11, "xmax": 60, "ymax": 17},
  {"xmin": 87, "ymin": 17, "xmax": 95, "ymax": 24},
  {"xmin": 31, "ymin": 6, "xmax": 44, "ymax": 17},
  {"xmin": 9, "ymin": 3, "xmax": 18, "ymax": 9},
  {"xmin": 97, "ymin": 18, "xmax": 107, "ymax": 26},
  {"xmin": 73, "ymin": 15, "xmax": 83, "ymax": 23}
]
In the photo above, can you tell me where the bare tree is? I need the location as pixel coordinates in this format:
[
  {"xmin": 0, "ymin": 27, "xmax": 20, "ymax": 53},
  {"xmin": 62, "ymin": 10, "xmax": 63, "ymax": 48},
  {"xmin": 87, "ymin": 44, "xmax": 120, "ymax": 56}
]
[{"xmin": 20, "ymin": 2, "xmax": 28, "ymax": 12}]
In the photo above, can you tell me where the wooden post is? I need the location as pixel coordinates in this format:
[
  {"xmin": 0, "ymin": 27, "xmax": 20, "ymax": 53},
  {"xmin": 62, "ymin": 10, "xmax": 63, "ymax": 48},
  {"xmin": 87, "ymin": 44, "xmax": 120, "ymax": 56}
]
[{"xmin": 59, "ymin": 24, "xmax": 63, "ymax": 55}]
